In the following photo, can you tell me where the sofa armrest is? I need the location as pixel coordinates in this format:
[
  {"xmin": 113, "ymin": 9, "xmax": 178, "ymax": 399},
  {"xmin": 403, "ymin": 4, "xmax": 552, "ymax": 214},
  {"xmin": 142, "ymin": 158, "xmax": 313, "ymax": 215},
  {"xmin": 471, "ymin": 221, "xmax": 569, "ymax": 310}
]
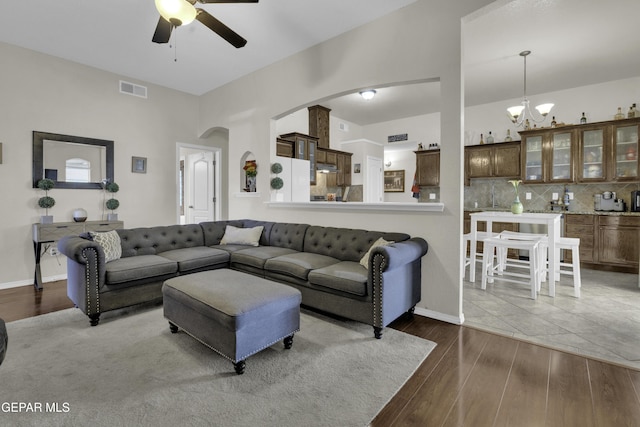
[
  {"xmin": 369, "ymin": 237, "xmax": 428, "ymax": 331},
  {"xmin": 58, "ymin": 236, "xmax": 107, "ymax": 319}
]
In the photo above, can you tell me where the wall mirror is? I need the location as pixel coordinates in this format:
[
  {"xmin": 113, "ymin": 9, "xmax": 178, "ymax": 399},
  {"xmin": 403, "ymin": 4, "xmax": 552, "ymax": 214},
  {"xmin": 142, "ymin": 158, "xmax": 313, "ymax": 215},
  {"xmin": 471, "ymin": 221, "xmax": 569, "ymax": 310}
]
[{"xmin": 32, "ymin": 131, "xmax": 114, "ymax": 189}]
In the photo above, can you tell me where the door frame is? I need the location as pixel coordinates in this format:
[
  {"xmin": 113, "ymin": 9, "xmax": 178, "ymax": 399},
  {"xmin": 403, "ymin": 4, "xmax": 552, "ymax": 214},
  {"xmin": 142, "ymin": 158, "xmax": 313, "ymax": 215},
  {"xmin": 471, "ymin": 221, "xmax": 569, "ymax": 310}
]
[{"xmin": 176, "ymin": 143, "xmax": 221, "ymax": 224}]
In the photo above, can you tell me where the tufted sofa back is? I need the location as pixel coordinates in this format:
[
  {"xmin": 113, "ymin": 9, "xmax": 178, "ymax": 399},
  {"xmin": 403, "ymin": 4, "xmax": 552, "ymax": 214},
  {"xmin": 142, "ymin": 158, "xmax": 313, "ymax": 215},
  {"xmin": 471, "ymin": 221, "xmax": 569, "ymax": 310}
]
[
  {"xmin": 303, "ymin": 226, "xmax": 410, "ymax": 262},
  {"xmin": 118, "ymin": 224, "xmax": 205, "ymax": 258},
  {"xmin": 199, "ymin": 220, "xmax": 244, "ymax": 247},
  {"xmin": 268, "ymin": 223, "xmax": 309, "ymax": 251}
]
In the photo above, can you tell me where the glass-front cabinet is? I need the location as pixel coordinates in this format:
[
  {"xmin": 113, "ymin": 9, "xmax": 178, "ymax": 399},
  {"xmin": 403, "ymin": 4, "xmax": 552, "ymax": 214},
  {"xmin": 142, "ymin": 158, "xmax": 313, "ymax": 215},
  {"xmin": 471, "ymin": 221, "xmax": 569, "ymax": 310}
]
[
  {"xmin": 613, "ymin": 123, "xmax": 639, "ymax": 181},
  {"xmin": 522, "ymin": 135, "xmax": 543, "ymax": 182},
  {"xmin": 577, "ymin": 127, "xmax": 605, "ymax": 182},
  {"xmin": 550, "ymin": 132, "xmax": 573, "ymax": 181},
  {"xmin": 521, "ymin": 130, "xmax": 573, "ymax": 183}
]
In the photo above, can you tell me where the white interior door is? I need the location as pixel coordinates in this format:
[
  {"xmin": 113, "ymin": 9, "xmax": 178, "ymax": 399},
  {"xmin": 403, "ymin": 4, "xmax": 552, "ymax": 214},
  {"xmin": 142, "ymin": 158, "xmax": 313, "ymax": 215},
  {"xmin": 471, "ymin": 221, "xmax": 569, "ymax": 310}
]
[
  {"xmin": 185, "ymin": 151, "xmax": 214, "ymax": 224},
  {"xmin": 365, "ymin": 156, "xmax": 383, "ymax": 203}
]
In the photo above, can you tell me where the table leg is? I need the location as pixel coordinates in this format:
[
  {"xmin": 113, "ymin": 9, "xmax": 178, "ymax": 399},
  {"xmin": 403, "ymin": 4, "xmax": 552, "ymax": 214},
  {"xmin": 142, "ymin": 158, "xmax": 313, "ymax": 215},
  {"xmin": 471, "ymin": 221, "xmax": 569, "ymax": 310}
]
[
  {"xmin": 33, "ymin": 241, "xmax": 43, "ymax": 291},
  {"xmin": 469, "ymin": 218, "xmax": 478, "ymax": 282}
]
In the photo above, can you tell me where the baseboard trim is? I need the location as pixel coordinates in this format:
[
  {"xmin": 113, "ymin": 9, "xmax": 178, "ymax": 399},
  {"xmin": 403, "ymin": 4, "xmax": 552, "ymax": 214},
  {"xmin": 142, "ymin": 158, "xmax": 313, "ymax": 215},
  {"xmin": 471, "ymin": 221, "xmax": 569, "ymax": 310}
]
[
  {"xmin": 414, "ymin": 307, "xmax": 464, "ymax": 325},
  {"xmin": 0, "ymin": 274, "xmax": 67, "ymax": 290}
]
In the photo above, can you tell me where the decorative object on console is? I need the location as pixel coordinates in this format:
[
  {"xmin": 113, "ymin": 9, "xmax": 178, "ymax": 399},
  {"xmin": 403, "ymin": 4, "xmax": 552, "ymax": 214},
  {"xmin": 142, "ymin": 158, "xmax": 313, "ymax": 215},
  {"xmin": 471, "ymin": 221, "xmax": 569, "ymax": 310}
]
[
  {"xmin": 37, "ymin": 178, "xmax": 55, "ymax": 224},
  {"xmin": 507, "ymin": 50, "xmax": 554, "ymax": 128},
  {"xmin": 270, "ymin": 162, "xmax": 283, "ymax": 191},
  {"xmin": 105, "ymin": 182, "xmax": 120, "ymax": 221},
  {"xmin": 244, "ymin": 160, "xmax": 257, "ymax": 192},
  {"xmin": 73, "ymin": 208, "xmax": 88, "ymax": 222},
  {"xmin": 509, "ymin": 179, "xmax": 523, "ymax": 214}
]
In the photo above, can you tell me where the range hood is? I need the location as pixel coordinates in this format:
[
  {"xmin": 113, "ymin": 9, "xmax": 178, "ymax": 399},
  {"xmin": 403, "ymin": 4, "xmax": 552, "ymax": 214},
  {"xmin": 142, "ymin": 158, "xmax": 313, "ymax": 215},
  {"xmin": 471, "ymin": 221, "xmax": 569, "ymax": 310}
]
[{"xmin": 316, "ymin": 163, "xmax": 339, "ymax": 173}]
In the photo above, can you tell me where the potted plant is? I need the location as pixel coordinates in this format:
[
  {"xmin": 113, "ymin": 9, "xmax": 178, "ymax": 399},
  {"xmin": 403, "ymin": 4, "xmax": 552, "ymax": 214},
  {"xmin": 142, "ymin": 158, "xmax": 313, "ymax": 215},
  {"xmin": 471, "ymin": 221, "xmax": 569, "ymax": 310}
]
[
  {"xmin": 37, "ymin": 178, "xmax": 55, "ymax": 224},
  {"xmin": 270, "ymin": 162, "xmax": 284, "ymax": 200},
  {"xmin": 243, "ymin": 160, "xmax": 257, "ymax": 192},
  {"xmin": 105, "ymin": 182, "xmax": 120, "ymax": 221}
]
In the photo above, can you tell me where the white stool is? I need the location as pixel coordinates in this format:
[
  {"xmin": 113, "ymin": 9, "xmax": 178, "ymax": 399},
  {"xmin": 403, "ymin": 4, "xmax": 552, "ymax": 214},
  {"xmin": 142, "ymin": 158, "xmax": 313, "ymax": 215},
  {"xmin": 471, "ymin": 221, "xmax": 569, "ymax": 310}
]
[
  {"xmin": 497, "ymin": 231, "xmax": 581, "ymax": 298},
  {"xmin": 481, "ymin": 235, "xmax": 544, "ymax": 299},
  {"xmin": 463, "ymin": 232, "xmax": 498, "ymax": 279}
]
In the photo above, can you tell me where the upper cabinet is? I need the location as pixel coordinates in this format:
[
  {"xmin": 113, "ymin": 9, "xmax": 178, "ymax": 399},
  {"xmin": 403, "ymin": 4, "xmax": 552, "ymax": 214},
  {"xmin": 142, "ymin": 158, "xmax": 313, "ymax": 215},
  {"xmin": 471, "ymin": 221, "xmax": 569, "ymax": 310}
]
[
  {"xmin": 415, "ymin": 150, "xmax": 440, "ymax": 186},
  {"xmin": 521, "ymin": 129, "xmax": 574, "ymax": 184},
  {"xmin": 308, "ymin": 105, "xmax": 331, "ymax": 149},
  {"xmin": 465, "ymin": 141, "xmax": 521, "ymax": 181},
  {"xmin": 521, "ymin": 116, "xmax": 640, "ymax": 184},
  {"xmin": 279, "ymin": 132, "xmax": 318, "ymax": 185}
]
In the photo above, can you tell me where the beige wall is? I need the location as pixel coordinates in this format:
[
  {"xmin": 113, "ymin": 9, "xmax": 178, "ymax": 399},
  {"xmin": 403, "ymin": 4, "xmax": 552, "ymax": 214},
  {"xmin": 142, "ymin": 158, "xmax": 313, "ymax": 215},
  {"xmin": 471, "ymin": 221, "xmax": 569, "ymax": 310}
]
[
  {"xmin": 197, "ymin": 0, "xmax": 496, "ymax": 322},
  {"xmin": 0, "ymin": 42, "xmax": 214, "ymax": 288}
]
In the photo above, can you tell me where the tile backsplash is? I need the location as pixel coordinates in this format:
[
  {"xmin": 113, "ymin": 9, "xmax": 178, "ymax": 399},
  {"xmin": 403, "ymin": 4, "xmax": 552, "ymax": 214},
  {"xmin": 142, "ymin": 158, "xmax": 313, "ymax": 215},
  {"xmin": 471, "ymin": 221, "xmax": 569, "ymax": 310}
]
[{"xmin": 464, "ymin": 178, "xmax": 640, "ymax": 212}]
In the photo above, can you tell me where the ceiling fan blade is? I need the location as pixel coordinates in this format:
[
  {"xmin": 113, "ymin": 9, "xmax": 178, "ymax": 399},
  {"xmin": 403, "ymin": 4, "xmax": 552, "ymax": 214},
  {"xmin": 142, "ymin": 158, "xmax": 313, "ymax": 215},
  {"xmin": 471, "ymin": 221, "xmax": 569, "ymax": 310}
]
[
  {"xmin": 197, "ymin": 1, "xmax": 258, "ymax": 3},
  {"xmin": 152, "ymin": 16, "xmax": 173, "ymax": 44},
  {"xmin": 195, "ymin": 9, "xmax": 247, "ymax": 48}
]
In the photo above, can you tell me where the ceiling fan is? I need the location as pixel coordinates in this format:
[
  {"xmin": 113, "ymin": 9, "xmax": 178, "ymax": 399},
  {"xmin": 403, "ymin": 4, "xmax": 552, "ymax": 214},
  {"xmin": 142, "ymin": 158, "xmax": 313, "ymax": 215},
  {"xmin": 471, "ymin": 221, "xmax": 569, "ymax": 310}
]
[{"xmin": 152, "ymin": 0, "xmax": 258, "ymax": 49}]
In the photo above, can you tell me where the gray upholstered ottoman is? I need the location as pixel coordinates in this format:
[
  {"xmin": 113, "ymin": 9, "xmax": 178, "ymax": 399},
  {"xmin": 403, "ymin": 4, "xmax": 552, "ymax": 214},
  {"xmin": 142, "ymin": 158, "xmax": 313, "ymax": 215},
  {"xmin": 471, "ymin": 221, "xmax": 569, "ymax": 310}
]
[{"xmin": 162, "ymin": 269, "xmax": 301, "ymax": 374}]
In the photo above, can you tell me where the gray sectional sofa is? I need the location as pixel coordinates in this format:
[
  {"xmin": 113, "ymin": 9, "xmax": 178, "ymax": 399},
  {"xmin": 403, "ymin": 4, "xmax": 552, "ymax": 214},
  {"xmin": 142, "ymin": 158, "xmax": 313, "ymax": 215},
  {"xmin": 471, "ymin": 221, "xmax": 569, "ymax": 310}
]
[{"xmin": 57, "ymin": 219, "xmax": 428, "ymax": 338}]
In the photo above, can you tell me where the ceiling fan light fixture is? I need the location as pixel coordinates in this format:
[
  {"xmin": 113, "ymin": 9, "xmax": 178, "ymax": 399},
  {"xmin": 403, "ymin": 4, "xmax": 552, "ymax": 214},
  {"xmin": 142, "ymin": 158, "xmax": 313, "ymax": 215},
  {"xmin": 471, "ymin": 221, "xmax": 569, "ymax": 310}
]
[
  {"xmin": 359, "ymin": 89, "xmax": 377, "ymax": 100},
  {"xmin": 155, "ymin": 0, "xmax": 197, "ymax": 27}
]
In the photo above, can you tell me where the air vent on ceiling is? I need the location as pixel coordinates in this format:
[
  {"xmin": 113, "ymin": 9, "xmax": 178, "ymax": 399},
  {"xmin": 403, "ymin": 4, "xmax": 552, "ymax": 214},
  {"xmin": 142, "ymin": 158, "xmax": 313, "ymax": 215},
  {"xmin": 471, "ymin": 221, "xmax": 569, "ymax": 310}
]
[{"xmin": 119, "ymin": 80, "xmax": 147, "ymax": 99}]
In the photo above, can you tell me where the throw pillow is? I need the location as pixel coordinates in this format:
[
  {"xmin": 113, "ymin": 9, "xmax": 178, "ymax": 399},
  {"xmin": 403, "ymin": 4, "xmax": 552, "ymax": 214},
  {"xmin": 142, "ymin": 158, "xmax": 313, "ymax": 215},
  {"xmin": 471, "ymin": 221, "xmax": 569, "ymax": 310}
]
[
  {"xmin": 90, "ymin": 230, "xmax": 122, "ymax": 263},
  {"xmin": 360, "ymin": 237, "xmax": 394, "ymax": 268},
  {"xmin": 219, "ymin": 225, "xmax": 264, "ymax": 247}
]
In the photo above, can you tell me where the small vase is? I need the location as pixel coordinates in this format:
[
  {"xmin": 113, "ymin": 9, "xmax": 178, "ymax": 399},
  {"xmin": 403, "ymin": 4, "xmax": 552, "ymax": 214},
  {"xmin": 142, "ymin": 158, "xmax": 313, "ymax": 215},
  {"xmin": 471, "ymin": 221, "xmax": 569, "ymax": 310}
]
[
  {"xmin": 511, "ymin": 196, "xmax": 523, "ymax": 214},
  {"xmin": 107, "ymin": 213, "xmax": 118, "ymax": 221},
  {"xmin": 248, "ymin": 176, "xmax": 256, "ymax": 192},
  {"xmin": 40, "ymin": 215, "xmax": 53, "ymax": 224}
]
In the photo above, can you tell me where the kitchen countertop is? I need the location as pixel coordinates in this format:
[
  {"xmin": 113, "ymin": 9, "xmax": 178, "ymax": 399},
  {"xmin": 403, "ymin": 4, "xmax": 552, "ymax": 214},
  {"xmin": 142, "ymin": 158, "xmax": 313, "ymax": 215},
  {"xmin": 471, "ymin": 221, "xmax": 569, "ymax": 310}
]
[{"xmin": 464, "ymin": 207, "xmax": 640, "ymax": 216}]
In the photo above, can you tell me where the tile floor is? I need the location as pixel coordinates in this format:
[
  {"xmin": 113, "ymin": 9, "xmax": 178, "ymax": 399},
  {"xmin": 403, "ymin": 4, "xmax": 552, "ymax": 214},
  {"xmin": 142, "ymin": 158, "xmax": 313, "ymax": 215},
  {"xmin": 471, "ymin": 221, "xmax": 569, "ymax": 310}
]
[{"xmin": 463, "ymin": 264, "xmax": 640, "ymax": 370}]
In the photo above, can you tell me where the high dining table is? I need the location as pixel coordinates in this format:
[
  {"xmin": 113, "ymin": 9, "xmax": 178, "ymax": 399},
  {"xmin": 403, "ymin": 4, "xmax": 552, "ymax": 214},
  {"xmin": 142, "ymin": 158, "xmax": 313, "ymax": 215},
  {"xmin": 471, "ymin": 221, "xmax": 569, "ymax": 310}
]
[{"xmin": 468, "ymin": 211, "xmax": 563, "ymax": 297}]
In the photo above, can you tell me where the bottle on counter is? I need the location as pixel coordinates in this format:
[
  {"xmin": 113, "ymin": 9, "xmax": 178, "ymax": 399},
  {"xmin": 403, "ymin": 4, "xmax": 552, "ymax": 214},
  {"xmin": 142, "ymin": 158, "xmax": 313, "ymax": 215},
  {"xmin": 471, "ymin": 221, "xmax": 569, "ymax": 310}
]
[
  {"xmin": 580, "ymin": 112, "xmax": 587, "ymax": 124},
  {"xmin": 479, "ymin": 133, "xmax": 484, "ymax": 145},
  {"xmin": 629, "ymin": 104, "xmax": 637, "ymax": 118},
  {"xmin": 615, "ymin": 107, "xmax": 625, "ymax": 120},
  {"xmin": 551, "ymin": 116, "xmax": 557, "ymax": 128},
  {"xmin": 486, "ymin": 131, "xmax": 494, "ymax": 144},
  {"xmin": 504, "ymin": 129, "xmax": 513, "ymax": 142},
  {"xmin": 524, "ymin": 119, "xmax": 531, "ymax": 130}
]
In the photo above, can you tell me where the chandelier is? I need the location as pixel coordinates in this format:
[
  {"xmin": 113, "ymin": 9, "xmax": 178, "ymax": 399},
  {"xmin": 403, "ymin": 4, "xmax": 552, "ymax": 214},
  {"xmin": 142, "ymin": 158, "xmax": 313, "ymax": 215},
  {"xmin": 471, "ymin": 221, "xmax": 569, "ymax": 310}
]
[{"xmin": 507, "ymin": 50, "xmax": 554, "ymax": 128}]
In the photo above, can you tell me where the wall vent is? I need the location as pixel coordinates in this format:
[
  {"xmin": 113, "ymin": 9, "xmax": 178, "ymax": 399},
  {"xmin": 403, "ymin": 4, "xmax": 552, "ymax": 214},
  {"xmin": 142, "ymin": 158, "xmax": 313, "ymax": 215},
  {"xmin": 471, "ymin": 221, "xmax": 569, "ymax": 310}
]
[
  {"xmin": 338, "ymin": 122, "xmax": 349, "ymax": 132},
  {"xmin": 119, "ymin": 80, "xmax": 147, "ymax": 99}
]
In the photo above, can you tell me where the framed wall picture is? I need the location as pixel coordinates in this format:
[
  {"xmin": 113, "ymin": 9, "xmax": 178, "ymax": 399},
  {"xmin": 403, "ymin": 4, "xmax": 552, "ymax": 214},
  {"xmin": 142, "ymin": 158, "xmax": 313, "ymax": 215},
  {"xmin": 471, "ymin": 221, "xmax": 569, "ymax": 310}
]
[
  {"xmin": 384, "ymin": 170, "xmax": 405, "ymax": 192},
  {"xmin": 132, "ymin": 156, "xmax": 147, "ymax": 174}
]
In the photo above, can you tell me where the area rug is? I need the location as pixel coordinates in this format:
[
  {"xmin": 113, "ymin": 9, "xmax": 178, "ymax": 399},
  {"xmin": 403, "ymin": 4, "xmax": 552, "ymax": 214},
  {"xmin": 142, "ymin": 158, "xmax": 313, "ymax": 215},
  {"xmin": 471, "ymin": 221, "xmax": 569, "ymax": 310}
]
[{"xmin": 0, "ymin": 305, "xmax": 435, "ymax": 427}]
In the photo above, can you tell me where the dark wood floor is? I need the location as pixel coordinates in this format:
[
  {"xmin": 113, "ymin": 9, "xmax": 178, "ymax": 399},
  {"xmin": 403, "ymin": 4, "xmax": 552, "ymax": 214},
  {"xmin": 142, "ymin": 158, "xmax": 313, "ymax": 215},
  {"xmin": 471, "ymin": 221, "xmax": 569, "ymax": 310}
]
[{"xmin": 3, "ymin": 282, "xmax": 640, "ymax": 426}]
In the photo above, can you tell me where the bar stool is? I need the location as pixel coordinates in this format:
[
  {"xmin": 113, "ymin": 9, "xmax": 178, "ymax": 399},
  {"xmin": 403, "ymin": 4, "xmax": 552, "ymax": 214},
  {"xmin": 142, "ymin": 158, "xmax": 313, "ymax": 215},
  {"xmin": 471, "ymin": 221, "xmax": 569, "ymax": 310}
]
[
  {"xmin": 496, "ymin": 231, "xmax": 581, "ymax": 298},
  {"xmin": 481, "ymin": 234, "xmax": 544, "ymax": 299},
  {"xmin": 463, "ymin": 232, "xmax": 499, "ymax": 279}
]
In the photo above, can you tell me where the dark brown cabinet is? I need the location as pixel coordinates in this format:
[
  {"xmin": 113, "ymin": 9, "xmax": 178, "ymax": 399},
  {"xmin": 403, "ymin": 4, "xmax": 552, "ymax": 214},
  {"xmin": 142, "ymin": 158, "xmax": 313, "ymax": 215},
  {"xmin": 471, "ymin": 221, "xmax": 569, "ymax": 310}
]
[
  {"xmin": 465, "ymin": 141, "xmax": 521, "ymax": 180},
  {"xmin": 279, "ymin": 132, "xmax": 318, "ymax": 185},
  {"xmin": 415, "ymin": 150, "xmax": 440, "ymax": 186},
  {"xmin": 308, "ymin": 105, "xmax": 331, "ymax": 149},
  {"xmin": 564, "ymin": 213, "xmax": 640, "ymax": 272}
]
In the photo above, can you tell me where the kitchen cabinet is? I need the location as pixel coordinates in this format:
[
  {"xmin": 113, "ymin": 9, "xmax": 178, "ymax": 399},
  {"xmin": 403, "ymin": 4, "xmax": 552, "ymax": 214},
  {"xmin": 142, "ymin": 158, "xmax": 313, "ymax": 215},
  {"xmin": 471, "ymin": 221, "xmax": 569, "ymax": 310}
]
[
  {"xmin": 520, "ymin": 129, "xmax": 574, "ymax": 183},
  {"xmin": 520, "ymin": 116, "xmax": 640, "ymax": 184},
  {"xmin": 308, "ymin": 105, "xmax": 331, "ymax": 149},
  {"xmin": 415, "ymin": 149, "xmax": 440, "ymax": 186},
  {"xmin": 318, "ymin": 148, "xmax": 352, "ymax": 187},
  {"xmin": 465, "ymin": 141, "xmax": 521, "ymax": 180},
  {"xmin": 276, "ymin": 138, "xmax": 294, "ymax": 158},
  {"xmin": 279, "ymin": 132, "xmax": 318, "ymax": 185},
  {"xmin": 564, "ymin": 213, "xmax": 640, "ymax": 273}
]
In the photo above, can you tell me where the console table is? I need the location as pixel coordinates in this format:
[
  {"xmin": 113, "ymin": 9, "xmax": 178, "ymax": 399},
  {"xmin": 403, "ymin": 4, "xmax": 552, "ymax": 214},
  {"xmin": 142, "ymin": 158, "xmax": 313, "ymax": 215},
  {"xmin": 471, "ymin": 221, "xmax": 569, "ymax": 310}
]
[{"xmin": 32, "ymin": 220, "xmax": 123, "ymax": 290}]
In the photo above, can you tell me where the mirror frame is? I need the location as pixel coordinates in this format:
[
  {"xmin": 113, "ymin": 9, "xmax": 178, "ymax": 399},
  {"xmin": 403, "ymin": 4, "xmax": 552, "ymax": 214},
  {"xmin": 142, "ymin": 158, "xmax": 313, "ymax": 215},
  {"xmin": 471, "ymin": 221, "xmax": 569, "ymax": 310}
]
[{"xmin": 32, "ymin": 131, "xmax": 114, "ymax": 189}]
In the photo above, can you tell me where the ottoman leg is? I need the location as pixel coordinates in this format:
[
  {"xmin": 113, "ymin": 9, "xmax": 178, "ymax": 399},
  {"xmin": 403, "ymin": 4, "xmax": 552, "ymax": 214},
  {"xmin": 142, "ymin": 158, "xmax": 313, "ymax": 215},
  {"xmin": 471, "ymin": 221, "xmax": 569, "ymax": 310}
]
[
  {"xmin": 234, "ymin": 360, "xmax": 246, "ymax": 375},
  {"xmin": 284, "ymin": 334, "xmax": 294, "ymax": 350},
  {"xmin": 168, "ymin": 322, "xmax": 178, "ymax": 333}
]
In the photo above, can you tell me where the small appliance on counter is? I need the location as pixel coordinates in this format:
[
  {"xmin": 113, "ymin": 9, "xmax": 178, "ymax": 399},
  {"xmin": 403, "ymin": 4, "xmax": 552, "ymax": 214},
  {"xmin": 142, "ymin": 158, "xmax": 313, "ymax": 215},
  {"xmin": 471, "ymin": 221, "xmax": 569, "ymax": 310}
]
[
  {"xmin": 631, "ymin": 190, "xmax": 640, "ymax": 212},
  {"xmin": 595, "ymin": 191, "xmax": 626, "ymax": 211}
]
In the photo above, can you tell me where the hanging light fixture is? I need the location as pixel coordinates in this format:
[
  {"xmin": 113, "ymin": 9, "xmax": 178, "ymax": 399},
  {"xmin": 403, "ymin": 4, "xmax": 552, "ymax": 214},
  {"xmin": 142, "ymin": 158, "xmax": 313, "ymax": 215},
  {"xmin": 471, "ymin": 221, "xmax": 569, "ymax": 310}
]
[
  {"xmin": 507, "ymin": 50, "xmax": 554, "ymax": 127},
  {"xmin": 155, "ymin": 0, "xmax": 197, "ymax": 27},
  {"xmin": 359, "ymin": 89, "xmax": 377, "ymax": 100}
]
